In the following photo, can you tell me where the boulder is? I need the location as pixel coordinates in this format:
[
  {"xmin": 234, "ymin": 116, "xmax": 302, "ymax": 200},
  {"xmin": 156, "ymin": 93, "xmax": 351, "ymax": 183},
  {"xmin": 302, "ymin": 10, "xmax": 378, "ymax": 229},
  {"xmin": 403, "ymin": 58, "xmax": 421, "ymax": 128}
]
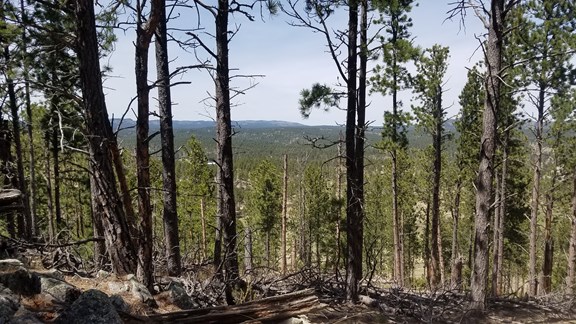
[
  {"xmin": 127, "ymin": 275, "xmax": 156, "ymax": 307},
  {"xmin": 8, "ymin": 306, "xmax": 43, "ymax": 324},
  {"xmin": 166, "ymin": 281, "xmax": 198, "ymax": 310},
  {"xmin": 53, "ymin": 289, "xmax": 121, "ymax": 324},
  {"xmin": 40, "ymin": 276, "xmax": 81, "ymax": 304},
  {"xmin": 0, "ymin": 284, "xmax": 19, "ymax": 323},
  {"xmin": 109, "ymin": 294, "xmax": 130, "ymax": 313},
  {"xmin": 0, "ymin": 264, "xmax": 41, "ymax": 296}
]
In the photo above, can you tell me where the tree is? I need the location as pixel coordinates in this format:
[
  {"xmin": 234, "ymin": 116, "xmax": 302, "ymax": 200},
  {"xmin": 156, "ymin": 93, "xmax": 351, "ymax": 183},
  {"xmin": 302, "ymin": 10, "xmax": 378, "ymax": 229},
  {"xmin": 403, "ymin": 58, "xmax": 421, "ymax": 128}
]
[
  {"xmin": 155, "ymin": 0, "xmax": 182, "ymax": 276},
  {"xmin": 370, "ymin": 0, "xmax": 417, "ymax": 286},
  {"xmin": 449, "ymin": 0, "xmax": 519, "ymax": 310},
  {"xmin": 248, "ymin": 160, "xmax": 282, "ymax": 268},
  {"xmin": 74, "ymin": 0, "xmax": 137, "ymax": 275},
  {"xmin": 452, "ymin": 66, "xmax": 483, "ymax": 290},
  {"xmin": 516, "ymin": 0, "xmax": 576, "ymax": 296},
  {"xmin": 412, "ymin": 44, "xmax": 450, "ymax": 289}
]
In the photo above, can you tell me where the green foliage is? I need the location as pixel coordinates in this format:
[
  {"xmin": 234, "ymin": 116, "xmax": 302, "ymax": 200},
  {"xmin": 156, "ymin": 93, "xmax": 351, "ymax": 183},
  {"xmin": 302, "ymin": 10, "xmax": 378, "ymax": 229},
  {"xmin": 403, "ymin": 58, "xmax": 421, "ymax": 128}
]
[
  {"xmin": 298, "ymin": 83, "xmax": 341, "ymax": 118},
  {"xmin": 248, "ymin": 160, "xmax": 282, "ymax": 235}
]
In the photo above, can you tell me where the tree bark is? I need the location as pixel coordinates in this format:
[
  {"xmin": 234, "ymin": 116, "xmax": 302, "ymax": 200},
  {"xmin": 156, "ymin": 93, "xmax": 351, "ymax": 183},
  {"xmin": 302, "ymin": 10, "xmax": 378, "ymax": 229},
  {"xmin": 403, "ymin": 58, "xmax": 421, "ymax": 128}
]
[
  {"xmin": 345, "ymin": 0, "xmax": 360, "ymax": 303},
  {"xmin": 430, "ymin": 85, "xmax": 443, "ymax": 289},
  {"xmin": 156, "ymin": 0, "xmax": 182, "ymax": 276},
  {"xmin": 566, "ymin": 167, "xmax": 576, "ymax": 294},
  {"xmin": 450, "ymin": 180, "xmax": 462, "ymax": 290},
  {"xmin": 4, "ymin": 45, "xmax": 32, "ymax": 240},
  {"xmin": 542, "ymin": 167, "xmax": 557, "ymax": 294},
  {"xmin": 51, "ymin": 125, "xmax": 62, "ymax": 226},
  {"xmin": 216, "ymin": 0, "xmax": 240, "ymax": 305},
  {"xmin": 244, "ymin": 226, "xmax": 253, "ymax": 275},
  {"xmin": 281, "ymin": 154, "xmax": 288, "ymax": 275},
  {"xmin": 135, "ymin": 0, "xmax": 162, "ymax": 290},
  {"xmin": 493, "ymin": 129, "xmax": 508, "ymax": 296},
  {"xmin": 470, "ymin": 0, "xmax": 504, "ymax": 311},
  {"xmin": 529, "ymin": 83, "xmax": 545, "ymax": 297},
  {"xmin": 74, "ymin": 0, "xmax": 137, "ymax": 275},
  {"xmin": 200, "ymin": 197, "xmax": 207, "ymax": 260}
]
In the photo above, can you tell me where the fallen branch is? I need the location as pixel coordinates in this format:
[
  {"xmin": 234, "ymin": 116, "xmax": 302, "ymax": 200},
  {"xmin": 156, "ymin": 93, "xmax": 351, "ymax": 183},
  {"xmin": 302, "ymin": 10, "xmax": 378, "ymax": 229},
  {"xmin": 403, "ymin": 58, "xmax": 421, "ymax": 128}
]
[{"xmin": 123, "ymin": 288, "xmax": 324, "ymax": 323}]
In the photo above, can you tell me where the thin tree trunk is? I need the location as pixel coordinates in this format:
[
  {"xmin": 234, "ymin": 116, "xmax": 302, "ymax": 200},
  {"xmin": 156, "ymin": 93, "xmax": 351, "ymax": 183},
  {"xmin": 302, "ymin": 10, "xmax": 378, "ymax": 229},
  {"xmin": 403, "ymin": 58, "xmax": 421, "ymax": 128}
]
[
  {"xmin": 345, "ymin": 0, "xmax": 360, "ymax": 303},
  {"xmin": 542, "ymin": 169, "xmax": 557, "ymax": 294},
  {"xmin": 430, "ymin": 86, "xmax": 443, "ymax": 289},
  {"xmin": 566, "ymin": 167, "xmax": 576, "ymax": 294},
  {"xmin": 244, "ymin": 226, "xmax": 252, "ymax": 275},
  {"xmin": 424, "ymin": 192, "xmax": 431, "ymax": 288},
  {"xmin": 52, "ymin": 126, "xmax": 62, "ymax": 226},
  {"xmin": 200, "ymin": 197, "xmax": 207, "ymax": 260},
  {"xmin": 4, "ymin": 45, "xmax": 32, "ymax": 240},
  {"xmin": 529, "ymin": 83, "xmax": 545, "ymax": 297},
  {"xmin": 216, "ymin": 0, "xmax": 240, "ymax": 305},
  {"xmin": 44, "ymin": 134, "xmax": 55, "ymax": 242},
  {"xmin": 335, "ymin": 132, "xmax": 343, "ymax": 279},
  {"xmin": 20, "ymin": 0, "xmax": 37, "ymax": 237},
  {"xmin": 134, "ymin": 0, "xmax": 161, "ymax": 290},
  {"xmin": 281, "ymin": 154, "xmax": 288, "ymax": 275},
  {"xmin": 493, "ymin": 129, "xmax": 509, "ymax": 296},
  {"xmin": 450, "ymin": 181, "xmax": 462, "ymax": 290},
  {"xmin": 470, "ymin": 0, "xmax": 504, "ymax": 311},
  {"xmin": 156, "ymin": 0, "xmax": 182, "ymax": 276},
  {"xmin": 89, "ymin": 165, "xmax": 108, "ymax": 267},
  {"xmin": 0, "ymin": 119, "xmax": 15, "ymax": 238},
  {"xmin": 74, "ymin": 0, "xmax": 138, "ymax": 275}
]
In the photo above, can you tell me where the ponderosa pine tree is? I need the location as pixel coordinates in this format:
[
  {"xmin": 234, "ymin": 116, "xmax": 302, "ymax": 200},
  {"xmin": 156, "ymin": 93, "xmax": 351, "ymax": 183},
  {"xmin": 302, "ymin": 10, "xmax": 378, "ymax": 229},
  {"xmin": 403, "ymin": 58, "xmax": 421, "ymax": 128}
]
[
  {"xmin": 370, "ymin": 0, "xmax": 417, "ymax": 287},
  {"xmin": 412, "ymin": 44, "xmax": 450, "ymax": 289}
]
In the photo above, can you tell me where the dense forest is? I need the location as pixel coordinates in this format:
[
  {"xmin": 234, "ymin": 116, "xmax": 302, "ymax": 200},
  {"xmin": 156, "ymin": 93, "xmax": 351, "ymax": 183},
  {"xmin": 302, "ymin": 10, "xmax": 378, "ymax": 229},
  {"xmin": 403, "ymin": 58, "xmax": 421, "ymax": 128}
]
[{"xmin": 1, "ymin": 0, "xmax": 576, "ymax": 321}]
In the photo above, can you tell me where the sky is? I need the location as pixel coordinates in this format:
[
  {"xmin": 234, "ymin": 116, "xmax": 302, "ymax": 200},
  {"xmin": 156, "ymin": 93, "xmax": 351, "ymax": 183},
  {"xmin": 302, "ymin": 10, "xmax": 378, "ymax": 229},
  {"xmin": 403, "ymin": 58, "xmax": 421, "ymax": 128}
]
[{"xmin": 102, "ymin": 1, "xmax": 486, "ymax": 126}]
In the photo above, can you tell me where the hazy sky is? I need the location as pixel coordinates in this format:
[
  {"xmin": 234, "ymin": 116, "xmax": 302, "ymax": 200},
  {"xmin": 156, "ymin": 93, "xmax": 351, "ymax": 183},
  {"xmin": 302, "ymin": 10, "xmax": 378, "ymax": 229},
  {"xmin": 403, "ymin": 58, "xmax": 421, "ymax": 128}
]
[{"xmin": 102, "ymin": 1, "xmax": 485, "ymax": 126}]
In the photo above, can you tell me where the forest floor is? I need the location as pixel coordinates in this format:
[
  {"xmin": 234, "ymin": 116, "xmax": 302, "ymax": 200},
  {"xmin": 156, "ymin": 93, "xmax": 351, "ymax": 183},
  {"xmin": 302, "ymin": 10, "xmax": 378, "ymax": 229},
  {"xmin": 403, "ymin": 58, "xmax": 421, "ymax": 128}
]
[{"xmin": 5, "ymin": 241, "xmax": 576, "ymax": 323}]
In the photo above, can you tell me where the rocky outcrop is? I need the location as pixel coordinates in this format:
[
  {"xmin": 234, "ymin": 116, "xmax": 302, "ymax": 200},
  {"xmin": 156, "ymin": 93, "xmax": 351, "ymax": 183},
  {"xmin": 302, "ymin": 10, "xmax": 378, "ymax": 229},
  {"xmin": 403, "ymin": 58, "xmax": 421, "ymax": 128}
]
[
  {"xmin": 40, "ymin": 276, "xmax": 81, "ymax": 304},
  {"xmin": 53, "ymin": 289, "xmax": 122, "ymax": 324},
  {"xmin": 0, "ymin": 260, "xmax": 41, "ymax": 296}
]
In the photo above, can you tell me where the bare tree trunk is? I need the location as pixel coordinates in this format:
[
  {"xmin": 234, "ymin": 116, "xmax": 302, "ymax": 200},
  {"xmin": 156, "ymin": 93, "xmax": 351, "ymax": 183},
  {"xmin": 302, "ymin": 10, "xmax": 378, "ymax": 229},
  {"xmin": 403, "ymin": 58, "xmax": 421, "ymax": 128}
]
[
  {"xmin": 470, "ymin": 0, "xmax": 504, "ymax": 311},
  {"xmin": 430, "ymin": 86, "xmax": 443, "ymax": 289},
  {"xmin": 493, "ymin": 130, "xmax": 509, "ymax": 296},
  {"xmin": 345, "ymin": 0, "xmax": 360, "ymax": 303},
  {"xmin": 216, "ymin": 0, "xmax": 240, "ymax": 305},
  {"xmin": 424, "ymin": 192, "xmax": 431, "ymax": 288},
  {"xmin": 4, "ymin": 45, "xmax": 32, "ymax": 240},
  {"xmin": 20, "ymin": 0, "xmax": 37, "ymax": 237},
  {"xmin": 156, "ymin": 0, "xmax": 182, "ymax": 276},
  {"xmin": 244, "ymin": 226, "xmax": 252, "ymax": 275},
  {"xmin": 542, "ymin": 169, "xmax": 557, "ymax": 294},
  {"xmin": 335, "ymin": 135, "xmax": 343, "ymax": 279},
  {"xmin": 74, "ymin": 0, "xmax": 137, "ymax": 275},
  {"xmin": 450, "ymin": 181, "xmax": 462, "ymax": 290},
  {"xmin": 134, "ymin": 0, "xmax": 162, "ymax": 290},
  {"xmin": 566, "ymin": 167, "xmax": 576, "ymax": 294},
  {"xmin": 529, "ymin": 84, "xmax": 545, "ymax": 297},
  {"xmin": 90, "ymin": 165, "xmax": 108, "ymax": 267},
  {"xmin": 281, "ymin": 154, "xmax": 288, "ymax": 275},
  {"xmin": 200, "ymin": 197, "xmax": 207, "ymax": 260},
  {"xmin": 44, "ymin": 134, "xmax": 55, "ymax": 242},
  {"xmin": 51, "ymin": 127, "xmax": 62, "ymax": 226}
]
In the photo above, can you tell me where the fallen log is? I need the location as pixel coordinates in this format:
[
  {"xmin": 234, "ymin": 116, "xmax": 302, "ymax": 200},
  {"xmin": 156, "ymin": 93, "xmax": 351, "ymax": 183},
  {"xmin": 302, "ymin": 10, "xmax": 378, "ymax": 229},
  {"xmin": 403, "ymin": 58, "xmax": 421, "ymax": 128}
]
[{"xmin": 123, "ymin": 288, "xmax": 323, "ymax": 323}]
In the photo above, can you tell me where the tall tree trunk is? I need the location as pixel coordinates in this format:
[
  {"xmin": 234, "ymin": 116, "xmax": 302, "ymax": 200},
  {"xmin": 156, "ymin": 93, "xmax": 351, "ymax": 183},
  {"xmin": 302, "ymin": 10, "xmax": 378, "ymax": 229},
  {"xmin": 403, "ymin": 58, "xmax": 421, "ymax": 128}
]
[
  {"xmin": 335, "ymin": 134, "xmax": 343, "ymax": 279},
  {"xmin": 74, "ymin": 0, "xmax": 137, "ymax": 275},
  {"xmin": 200, "ymin": 197, "xmax": 207, "ymax": 260},
  {"xmin": 281, "ymin": 154, "xmax": 288, "ymax": 275},
  {"xmin": 493, "ymin": 129, "xmax": 509, "ymax": 296},
  {"xmin": 216, "ymin": 0, "xmax": 240, "ymax": 305},
  {"xmin": 135, "ymin": 0, "xmax": 161, "ymax": 290},
  {"xmin": 529, "ymin": 83, "xmax": 545, "ymax": 297},
  {"xmin": 542, "ymin": 167, "xmax": 557, "ymax": 294},
  {"xmin": 450, "ymin": 180, "xmax": 462, "ymax": 290},
  {"xmin": 424, "ymin": 192, "xmax": 431, "ymax": 288},
  {"xmin": 566, "ymin": 167, "xmax": 576, "ymax": 294},
  {"xmin": 470, "ymin": 0, "xmax": 504, "ymax": 311},
  {"xmin": 0, "ymin": 119, "xmax": 15, "ymax": 238},
  {"xmin": 244, "ymin": 226, "xmax": 252, "ymax": 275},
  {"xmin": 51, "ymin": 126, "xmax": 62, "ymax": 226},
  {"xmin": 44, "ymin": 134, "xmax": 55, "ymax": 242},
  {"xmin": 156, "ymin": 0, "xmax": 182, "ymax": 276},
  {"xmin": 430, "ymin": 86, "xmax": 443, "ymax": 289},
  {"xmin": 345, "ymin": 0, "xmax": 360, "ymax": 303},
  {"xmin": 20, "ymin": 0, "xmax": 37, "ymax": 237},
  {"xmin": 89, "ymin": 165, "xmax": 108, "ymax": 267},
  {"xmin": 4, "ymin": 45, "xmax": 32, "ymax": 240}
]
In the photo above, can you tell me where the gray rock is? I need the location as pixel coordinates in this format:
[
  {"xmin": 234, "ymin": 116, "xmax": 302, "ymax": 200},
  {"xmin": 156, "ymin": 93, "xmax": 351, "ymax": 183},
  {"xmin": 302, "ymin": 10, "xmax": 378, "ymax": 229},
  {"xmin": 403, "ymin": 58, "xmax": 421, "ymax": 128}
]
[
  {"xmin": 40, "ymin": 277, "xmax": 81, "ymax": 304},
  {"xmin": 167, "ymin": 281, "xmax": 198, "ymax": 309},
  {"xmin": 53, "ymin": 289, "xmax": 121, "ymax": 324},
  {"xmin": 0, "ymin": 284, "xmax": 20, "ymax": 323},
  {"xmin": 0, "ymin": 267, "xmax": 41, "ymax": 296},
  {"xmin": 0, "ymin": 260, "xmax": 24, "ymax": 273},
  {"xmin": 34, "ymin": 269, "xmax": 64, "ymax": 281},
  {"xmin": 109, "ymin": 294, "xmax": 130, "ymax": 313},
  {"xmin": 8, "ymin": 306, "xmax": 43, "ymax": 324},
  {"xmin": 127, "ymin": 275, "xmax": 156, "ymax": 307}
]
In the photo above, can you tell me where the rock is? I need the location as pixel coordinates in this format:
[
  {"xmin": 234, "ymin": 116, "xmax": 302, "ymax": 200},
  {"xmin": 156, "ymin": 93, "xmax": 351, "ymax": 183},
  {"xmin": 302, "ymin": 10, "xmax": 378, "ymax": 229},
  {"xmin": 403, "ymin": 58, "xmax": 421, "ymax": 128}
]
[
  {"xmin": 53, "ymin": 289, "xmax": 121, "ymax": 324},
  {"xmin": 127, "ymin": 275, "xmax": 157, "ymax": 307},
  {"xmin": 8, "ymin": 306, "xmax": 43, "ymax": 324},
  {"xmin": 279, "ymin": 315, "xmax": 312, "ymax": 324},
  {"xmin": 0, "ymin": 284, "xmax": 19, "ymax": 323},
  {"xmin": 0, "ymin": 266, "xmax": 41, "ymax": 296},
  {"xmin": 106, "ymin": 281, "xmax": 129, "ymax": 295},
  {"xmin": 0, "ymin": 260, "xmax": 24, "ymax": 272},
  {"xmin": 166, "ymin": 281, "xmax": 198, "ymax": 310},
  {"xmin": 40, "ymin": 277, "xmax": 81, "ymax": 304},
  {"xmin": 96, "ymin": 270, "xmax": 111, "ymax": 279},
  {"xmin": 34, "ymin": 269, "xmax": 64, "ymax": 281},
  {"xmin": 109, "ymin": 294, "xmax": 130, "ymax": 313}
]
